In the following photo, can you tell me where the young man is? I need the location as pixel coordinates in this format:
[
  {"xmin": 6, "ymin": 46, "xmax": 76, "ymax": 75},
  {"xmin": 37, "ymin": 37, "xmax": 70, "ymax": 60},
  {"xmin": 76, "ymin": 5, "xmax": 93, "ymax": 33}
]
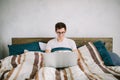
[{"xmin": 45, "ymin": 22, "xmax": 79, "ymax": 55}]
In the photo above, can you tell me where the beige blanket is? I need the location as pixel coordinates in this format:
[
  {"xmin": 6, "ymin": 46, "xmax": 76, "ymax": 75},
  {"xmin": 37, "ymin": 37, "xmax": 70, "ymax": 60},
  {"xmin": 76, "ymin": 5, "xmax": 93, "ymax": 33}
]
[{"xmin": 0, "ymin": 42, "xmax": 120, "ymax": 80}]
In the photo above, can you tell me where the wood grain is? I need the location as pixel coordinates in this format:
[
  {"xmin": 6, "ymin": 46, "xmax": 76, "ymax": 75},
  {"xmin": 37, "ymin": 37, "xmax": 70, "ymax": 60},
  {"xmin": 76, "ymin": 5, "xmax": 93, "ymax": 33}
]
[{"xmin": 12, "ymin": 37, "xmax": 113, "ymax": 51}]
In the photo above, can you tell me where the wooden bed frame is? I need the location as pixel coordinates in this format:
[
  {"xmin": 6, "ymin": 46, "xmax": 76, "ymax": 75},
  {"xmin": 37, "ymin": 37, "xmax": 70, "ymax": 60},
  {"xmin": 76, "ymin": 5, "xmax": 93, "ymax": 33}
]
[{"xmin": 12, "ymin": 37, "xmax": 113, "ymax": 51}]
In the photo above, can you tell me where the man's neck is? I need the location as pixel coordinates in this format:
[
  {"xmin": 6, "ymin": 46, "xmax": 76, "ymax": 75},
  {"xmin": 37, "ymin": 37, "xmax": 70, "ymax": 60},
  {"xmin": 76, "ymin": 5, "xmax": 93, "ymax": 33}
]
[{"xmin": 57, "ymin": 37, "xmax": 64, "ymax": 42}]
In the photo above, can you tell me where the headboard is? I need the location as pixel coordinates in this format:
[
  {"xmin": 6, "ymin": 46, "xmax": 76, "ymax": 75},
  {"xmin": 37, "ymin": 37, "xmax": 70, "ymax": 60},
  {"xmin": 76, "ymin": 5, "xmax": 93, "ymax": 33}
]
[{"xmin": 12, "ymin": 37, "xmax": 113, "ymax": 51}]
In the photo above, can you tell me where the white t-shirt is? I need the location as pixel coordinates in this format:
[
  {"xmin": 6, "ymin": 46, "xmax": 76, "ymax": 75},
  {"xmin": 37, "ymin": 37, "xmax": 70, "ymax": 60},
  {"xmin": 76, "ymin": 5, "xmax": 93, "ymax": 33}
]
[{"xmin": 46, "ymin": 38, "xmax": 77, "ymax": 51}]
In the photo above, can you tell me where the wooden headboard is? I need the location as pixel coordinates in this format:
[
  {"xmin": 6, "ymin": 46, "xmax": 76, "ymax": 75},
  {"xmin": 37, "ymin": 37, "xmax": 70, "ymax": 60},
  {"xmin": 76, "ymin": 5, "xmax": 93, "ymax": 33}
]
[{"xmin": 12, "ymin": 37, "xmax": 113, "ymax": 51}]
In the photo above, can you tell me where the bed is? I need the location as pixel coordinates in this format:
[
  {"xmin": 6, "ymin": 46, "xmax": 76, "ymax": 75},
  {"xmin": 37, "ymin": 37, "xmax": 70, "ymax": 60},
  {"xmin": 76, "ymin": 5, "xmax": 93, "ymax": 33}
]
[{"xmin": 0, "ymin": 37, "xmax": 120, "ymax": 80}]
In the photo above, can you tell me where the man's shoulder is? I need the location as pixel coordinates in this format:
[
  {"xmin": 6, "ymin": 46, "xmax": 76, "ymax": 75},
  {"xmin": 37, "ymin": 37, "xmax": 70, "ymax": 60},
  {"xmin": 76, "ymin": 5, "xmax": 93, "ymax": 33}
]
[
  {"xmin": 65, "ymin": 38, "xmax": 75, "ymax": 42},
  {"xmin": 48, "ymin": 38, "xmax": 56, "ymax": 43}
]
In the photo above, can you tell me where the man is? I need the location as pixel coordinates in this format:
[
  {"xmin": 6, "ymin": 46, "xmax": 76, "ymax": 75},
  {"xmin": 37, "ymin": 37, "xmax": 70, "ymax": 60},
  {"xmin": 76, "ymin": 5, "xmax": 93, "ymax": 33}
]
[{"xmin": 45, "ymin": 22, "xmax": 80, "ymax": 59}]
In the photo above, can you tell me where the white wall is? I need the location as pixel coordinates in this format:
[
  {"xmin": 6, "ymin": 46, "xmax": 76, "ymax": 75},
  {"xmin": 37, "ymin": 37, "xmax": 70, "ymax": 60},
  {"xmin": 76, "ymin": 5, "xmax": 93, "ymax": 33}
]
[{"xmin": 0, "ymin": 0, "xmax": 120, "ymax": 58}]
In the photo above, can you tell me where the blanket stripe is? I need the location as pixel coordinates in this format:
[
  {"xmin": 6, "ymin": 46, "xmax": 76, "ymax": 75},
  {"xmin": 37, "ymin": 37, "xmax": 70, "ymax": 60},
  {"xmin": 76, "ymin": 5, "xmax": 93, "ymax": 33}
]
[
  {"xmin": 86, "ymin": 44, "xmax": 107, "ymax": 79},
  {"xmin": 68, "ymin": 68, "xmax": 74, "ymax": 80},
  {"xmin": 5, "ymin": 55, "xmax": 21, "ymax": 80},
  {"xmin": 88, "ymin": 42, "xmax": 120, "ymax": 79},
  {"xmin": 11, "ymin": 56, "xmax": 17, "ymax": 68},
  {"xmin": 78, "ymin": 44, "xmax": 120, "ymax": 80},
  {"xmin": 55, "ymin": 67, "xmax": 75, "ymax": 80},
  {"xmin": 34, "ymin": 53, "xmax": 43, "ymax": 80},
  {"xmin": 0, "ymin": 70, "xmax": 10, "ymax": 80},
  {"xmin": 78, "ymin": 49, "xmax": 98, "ymax": 80},
  {"xmin": 5, "ymin": 69, "xmax": 15, "ymax": 80},
  {"xmin": 14, "ymin": 53, "xmax": 26, "ymax": 80},
  {"xmin": 35, "ymin": 72, "xmax": 39, "ymax": 80},
  {"xmin": 29, "ymin": 52, "xmax": 39, "ymax": 79},
  {"xmin": 17, "ymin": 55, "xmax": 21, "ymax": 64},
  {"xmin": 0, "ymin": 55, "xmax": 19, "ymax": 80},
  {"xmin": 63, "ymin": 69, "xmax": 68, "ymax": 80},
  {"xmin": 55, "ymin": 69, "xmax": 61, "ymax": 80},
  {"xmin": 40, "ymin": 54, "xmax": 43, "ymax": 68},
  {"xmin": 42, "ymin": 67, "xmax": 45, "ymax": 80},
  {"xmin": 65, "ymin": 68, "xmax": 71, "ymax": 80},
  {"xmin": 86, "ymin": 44, "xmax": 110, "ymax": 73}
]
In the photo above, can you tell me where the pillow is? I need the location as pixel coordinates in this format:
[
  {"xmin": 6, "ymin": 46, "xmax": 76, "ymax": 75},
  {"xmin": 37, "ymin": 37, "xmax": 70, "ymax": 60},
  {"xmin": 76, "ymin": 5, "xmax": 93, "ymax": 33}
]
[
  {"xmin": 51, "ymin": 47, "xmax": 72, "ymax": 52},
  {"xmin": 108, "ymin": 51, "xmax": 120, "ymax": 66},
  {"xmin": 43, "ymin": 52, "xmax": 78, "ymax": 68},
  {"xmin": 39, "ymin": 42, "xmax": 47, "ymax": 52},
  {"xmin": 24, "ymin": 49, "xmax": 43, "ymax": 53},
  {"xmin": 8, "ymin": 42, "xmax": 41, "ymax": 55},
  {"xmin": 93, "ymin": 41, "xmax": 114, "ymax": 66}
]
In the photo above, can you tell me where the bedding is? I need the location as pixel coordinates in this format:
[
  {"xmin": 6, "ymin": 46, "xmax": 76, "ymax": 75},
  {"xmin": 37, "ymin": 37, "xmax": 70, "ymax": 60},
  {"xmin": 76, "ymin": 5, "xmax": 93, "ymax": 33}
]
[
  {"xmin": 8, "ymin": 42, "xmax": 41, "ymax": 55},
  {"xmin": 0, "ymin": 41, "xmax": 120, "ymax": 80},
  {"xmin": 93, "ymin": 41, "xmax": 114, "ymax": 66},
  {"xmin": 39, "ymin": 42, "xmax": 47, "ymax": 52},
  {"xmin": 108, "ymin": 51, "xmax": 120, "ymax": 66}
]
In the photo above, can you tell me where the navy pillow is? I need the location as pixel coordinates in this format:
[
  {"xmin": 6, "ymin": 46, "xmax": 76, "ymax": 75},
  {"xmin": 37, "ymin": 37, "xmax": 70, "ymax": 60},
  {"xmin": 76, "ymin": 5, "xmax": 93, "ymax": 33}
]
[
  {"xmin": 51, "ymin": 47, "xmax": 72, "ymax": 52},
  {"xmin": 109, "ymin": 51, "xmax": 120, "ymax": 66},
  {"xmin": 93, "ymin": 41, "xmax": 114, "ymax": 66},
  {"xmin": 8, "ymin": 42, "xmax": 41, "ymax": 55}
]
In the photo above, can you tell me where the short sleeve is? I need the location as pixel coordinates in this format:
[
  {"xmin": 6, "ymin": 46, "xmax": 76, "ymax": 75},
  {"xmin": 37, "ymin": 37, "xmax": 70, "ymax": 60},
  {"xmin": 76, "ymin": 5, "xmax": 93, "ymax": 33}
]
[{"xmin": 70, "ymin": 40, "xmax": 77, "ymax": 50}]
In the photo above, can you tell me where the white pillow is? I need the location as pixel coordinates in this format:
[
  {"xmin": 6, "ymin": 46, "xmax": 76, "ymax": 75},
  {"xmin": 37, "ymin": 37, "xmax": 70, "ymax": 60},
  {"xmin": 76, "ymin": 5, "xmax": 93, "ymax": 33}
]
[
  {"xmin": 43, "ymin": 52, "xmax": 78, "ymax": 68},
  {"xmin": 24, "ymin": 49, "xmax": 43, "ymax": 53},
  {"xmin": 39, "ymin": 42, "xmax": 47, "ymax": 51}
]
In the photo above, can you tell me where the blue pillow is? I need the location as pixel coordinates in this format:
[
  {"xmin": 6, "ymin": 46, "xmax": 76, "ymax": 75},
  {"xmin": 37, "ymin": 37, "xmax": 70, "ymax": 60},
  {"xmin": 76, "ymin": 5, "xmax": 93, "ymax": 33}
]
[
  {"xmin": 109, "ymin": 51, "xmax": 120, "ymax": 66},
  {"xmin": 51, "ymin": 47, "xmax": 72, "ymax": 52},
  {"xmin": 8, "ymin": 42, "xmax": 41, "ymax": 55},
  {"xmin": 93, "ymin": 41, "xmax": 114, "ymax": 66}
]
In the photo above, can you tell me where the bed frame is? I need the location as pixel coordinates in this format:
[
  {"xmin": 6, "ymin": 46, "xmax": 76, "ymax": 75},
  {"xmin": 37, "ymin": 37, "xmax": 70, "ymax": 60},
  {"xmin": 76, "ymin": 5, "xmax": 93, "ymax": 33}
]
[{"xmin": 12, "ymin": 37, "xmax": 113, "ymax": 51}]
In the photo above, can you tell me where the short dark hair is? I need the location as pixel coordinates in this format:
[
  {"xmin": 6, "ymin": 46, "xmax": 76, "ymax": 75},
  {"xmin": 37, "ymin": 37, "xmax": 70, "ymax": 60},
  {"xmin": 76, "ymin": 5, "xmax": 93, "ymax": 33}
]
[{"xmin": 55, "ymin": 22, "xmax": 66, "ymax": 31}]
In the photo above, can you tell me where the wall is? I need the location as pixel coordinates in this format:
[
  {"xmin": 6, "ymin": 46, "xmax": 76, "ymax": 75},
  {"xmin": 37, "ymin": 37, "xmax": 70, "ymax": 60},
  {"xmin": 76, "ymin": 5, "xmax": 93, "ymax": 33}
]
[{"xmin": 0, "ymin": 0, "xmax": 120, "ymax": 59}]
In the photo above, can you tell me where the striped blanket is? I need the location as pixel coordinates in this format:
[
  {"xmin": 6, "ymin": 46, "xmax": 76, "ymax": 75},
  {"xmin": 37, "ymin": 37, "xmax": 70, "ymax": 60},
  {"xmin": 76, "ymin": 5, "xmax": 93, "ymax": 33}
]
[{"xmin": 0, "ymin": 42, "xmax": 120, "ymax": 80}]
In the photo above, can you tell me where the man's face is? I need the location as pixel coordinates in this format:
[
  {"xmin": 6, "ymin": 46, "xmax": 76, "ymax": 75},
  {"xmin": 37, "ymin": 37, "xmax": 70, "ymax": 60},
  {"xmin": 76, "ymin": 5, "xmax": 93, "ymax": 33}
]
[{"xmin": 56, "ymin": 28, "xmax": 66, "ymax": 38}]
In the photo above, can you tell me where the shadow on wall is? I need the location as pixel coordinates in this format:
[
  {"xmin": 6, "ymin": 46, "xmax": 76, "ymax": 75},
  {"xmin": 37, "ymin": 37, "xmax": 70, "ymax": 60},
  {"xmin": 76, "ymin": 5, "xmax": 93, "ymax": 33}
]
[
  {"xmin": 0, "ymin": 43, "xmax": 4, "ymax": 59},
  {"xmin": 0, "ymin": 37, "xmax": 8, "ymax": 59},
  {"xmin": 2, "ymin": 44, "xmax": 8, "ymax": 59},
  {"xmin": 0, "ymin": 35, "xmax": 2, "ymax": 59},
  {"xmin": 0, "ymin": 45, "xmax": 2, "ymax": 59}
]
